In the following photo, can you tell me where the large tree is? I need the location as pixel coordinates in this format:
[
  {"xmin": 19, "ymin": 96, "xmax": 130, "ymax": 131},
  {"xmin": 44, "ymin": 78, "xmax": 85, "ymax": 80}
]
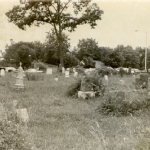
[{"xmin": 6, "ymin": 0, "xmax": 103, "ymax": 67}]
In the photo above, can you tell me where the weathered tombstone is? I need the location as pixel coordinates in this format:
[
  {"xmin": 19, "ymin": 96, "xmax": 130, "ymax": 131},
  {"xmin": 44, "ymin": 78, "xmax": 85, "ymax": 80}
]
[
  {"xmin": 128, "ymin": 67, "xmax": 131, "ymax": 74},
  {"xmin": 135, "ymin": 73, "xmax": 148, "ymax": 89},
  {"xmin": 1, "ymin": 69, "xmax": 5, "ymax": 77},
  {"xmin": 120, "ymin": 67, "xmax": 124, "ymax": 77},
  {"xmin": 65, "ymin": 70, "xmax": 69, "ymax": 78},
  {"xmin": 73, "ymin": 68, "xmax": 76, "ymax": 73},
  {"xmin": 0, "ymin": 103, "xmax": 7, "ymax": 121},
  {"xmin": 140, "ymin": 73, "xmax": 148, "ymax": 88},
  {"xmin": 15, "ymin": 62, "xmax": 24, "ymax": 89},
  {"xmin": 104, "ymin": 75, "xmax": 109, "ymax": 85},
  {"xmin": 46, "ymin": 68, "xmax": 52, "ymax": 75},
  {"xmin": 78, "ymin": 91, "xmax": 95, "ymax": 99},
  {"xmin": 16, "ymin": 108, "xmax": 29, "ymax": 123},
  {"xmin": 62, "ymin": 67, "xmax": 65, "ymax": 74},
  {"xmin": 119, "ymin": 79, "xmax": 124, "ymax": 85},
  {"xmin": 54, "ymin": 77, "xmax": 58, "ymax": 81},
  {"xmin": 74, "ymin": 72, "xmax": 78, "ymax": 77}
]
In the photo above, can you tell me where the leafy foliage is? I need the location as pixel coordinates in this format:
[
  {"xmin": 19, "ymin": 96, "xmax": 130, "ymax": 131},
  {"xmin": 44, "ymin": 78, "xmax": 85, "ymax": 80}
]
[
  {"xmin": 6, "ymin": 0, "xmax": 104, "ymax": 67},
  {"xmin": 97, "ymin": 91, "xmax": 150, "ymax": 116},
  {"xmin": 26, "ymin": 72, "xmax": 44, "ymax": 81}
]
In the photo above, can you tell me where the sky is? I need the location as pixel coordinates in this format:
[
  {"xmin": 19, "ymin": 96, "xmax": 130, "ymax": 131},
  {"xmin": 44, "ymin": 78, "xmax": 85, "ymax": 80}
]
[{"xmin": 1, "ymin": 0, "xmax": 150, "ymax": 52}]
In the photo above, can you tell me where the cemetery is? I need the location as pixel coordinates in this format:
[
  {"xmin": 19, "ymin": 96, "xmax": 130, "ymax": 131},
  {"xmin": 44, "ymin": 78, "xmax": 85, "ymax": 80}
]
[
  {"xmin": 1, "ymin": 0, "xmax": 150, "ymax": 150},
  {"xmin": 0, "ymin": 64, "xmax": 149, "ymax": 150}
]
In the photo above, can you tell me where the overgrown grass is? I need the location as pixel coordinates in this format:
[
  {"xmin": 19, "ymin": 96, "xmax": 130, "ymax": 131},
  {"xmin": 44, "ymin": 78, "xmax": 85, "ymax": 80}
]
[{"xmin": 0, "ymin": 72, "xmax": 149, "ymax": 150}]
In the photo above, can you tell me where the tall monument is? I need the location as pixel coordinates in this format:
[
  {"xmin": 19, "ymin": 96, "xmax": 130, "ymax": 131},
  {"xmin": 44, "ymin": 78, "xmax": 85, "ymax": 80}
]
[{"xmin": 15, "ymin": 62, "xmax": 24, "ymax": 90}]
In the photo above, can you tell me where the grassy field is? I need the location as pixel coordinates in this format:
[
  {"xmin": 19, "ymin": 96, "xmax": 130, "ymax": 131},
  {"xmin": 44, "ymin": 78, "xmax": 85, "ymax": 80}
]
[{"xmin": 0, "ymin": 69, "xmax": 150, "ymax": 150}]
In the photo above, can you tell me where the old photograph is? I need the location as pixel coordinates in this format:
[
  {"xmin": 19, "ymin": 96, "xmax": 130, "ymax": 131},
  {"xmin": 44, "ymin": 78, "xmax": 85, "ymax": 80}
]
[{"xmin": 0, "ymin": 0, "xmax": 150, "ymax": 149}]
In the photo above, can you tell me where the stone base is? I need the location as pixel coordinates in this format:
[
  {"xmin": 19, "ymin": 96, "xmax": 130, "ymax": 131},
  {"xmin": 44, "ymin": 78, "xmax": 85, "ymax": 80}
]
[
  {"xmin": 15, "ymin": 84, "xmax": 24, "ymax": 90},
  {"xmin": 78, "ymin": 91, "xmax": 95, "ymax": 99}
]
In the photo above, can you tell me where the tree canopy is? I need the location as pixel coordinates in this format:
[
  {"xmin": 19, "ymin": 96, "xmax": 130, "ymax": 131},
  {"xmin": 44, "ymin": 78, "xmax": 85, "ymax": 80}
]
[{"xmin": 6, "ymin": 0, "xmax": 104, "ymax": 67}]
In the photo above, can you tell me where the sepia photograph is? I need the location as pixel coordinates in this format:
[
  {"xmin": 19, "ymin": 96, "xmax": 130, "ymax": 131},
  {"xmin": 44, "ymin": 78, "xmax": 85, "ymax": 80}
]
[{"xmin": 0, "ymin": 0, "xmax": 150, "ymax": 149}]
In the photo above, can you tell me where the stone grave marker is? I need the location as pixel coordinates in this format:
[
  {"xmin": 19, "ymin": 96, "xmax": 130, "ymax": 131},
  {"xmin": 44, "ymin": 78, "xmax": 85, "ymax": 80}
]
[
  {"xmin": 78, "ymin": 91, "xmax": 95, "ymax": 99},
  {"xmin": 65, "ymin": 70, "xmax": 70, "ymax": 78},
  {"xmin": 1, "ymin": 69, "xmax": 5, "ymax": 77},
  {"xmin": 54, "ymin": 77, "xmax": 58, "ymax": 81},
  {"xmin": 135, "ymin": 73, "xmax": 148, "ymax": 89},
  {"xmin": 74, "ymin": 72, "xmax": 78, "ymax": 77},
  {"xmin": 46, "ymin": 68, "xmax": 52, "ymax": 75},
  {"xmin": 62, "ymin": 67, "xmax": 65, "ymax": 74},
  {"xmin": 15, "ymin": 62, "xmax": 24, "ymax": 89},
  {"xmin": 104, "ymin": 75, "xmax": 109, "ymax": 85},
  {"xmin": 119, "ymin": 79, "xmax": 124, "ymax": 85},
  {"xmin": 16, "ymin": 108, "xmax": 29, "ymax": 123}
]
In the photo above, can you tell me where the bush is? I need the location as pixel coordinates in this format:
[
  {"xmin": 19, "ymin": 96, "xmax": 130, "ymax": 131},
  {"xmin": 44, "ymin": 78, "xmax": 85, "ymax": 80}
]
[
  {"xmin": 97, "ymin": 91, "xmax": 150, "ymax": 116},
  {"xmin": 33, "ymin": 61, "xmax": 48, "ymax": 72},
  {"xmin": 83, "ymin": 56, "xmax": 95, "ymax": 68},
  {"xmin": 67, "ymin": 79, "xmax": 81, "ymax": 97},
  {"xmin": 67, "ymin": 70, "xmax": 105, "ymax": 98},
  {"xmin": 26, "ymin": 72, "xmax": 44, "ymax": 81}
]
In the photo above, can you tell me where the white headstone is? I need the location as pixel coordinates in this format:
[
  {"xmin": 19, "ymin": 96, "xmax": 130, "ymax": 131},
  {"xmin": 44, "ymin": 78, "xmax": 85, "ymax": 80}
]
[
  {"xmin": 1, "ymin": 69, "xmax": 5, "ymax": 76},
  {"xmin": 73, "ymin": 68, "xmax": 76, "ymax": 73},
  {"xmin": 104, "ymin": 75, "xmax": 108, "ymax": 85},
  {"xmin": 62, "ymin": 67, "xmax": 65, "ymax": 74},
  {"xmin": 74, "ymin": 72, "xmax": 78, "ymax": 77},
  {"xmin": 46, "ymin": 68, "xmax": 52, "ymax": 75},
  {"xmin": 15, "ymin": 62, "xmax": 24, "ymax": 89},
  {"xmin": 65, "ymin": 70, "xmax": 69, "ymax": 78},
  {"xmin": 16, "ymin": 108, "xmax": 29, "ymax": 123},
  {"xmin": 54, "ymin": 77, "xmax": 58, "ymax": 81}
]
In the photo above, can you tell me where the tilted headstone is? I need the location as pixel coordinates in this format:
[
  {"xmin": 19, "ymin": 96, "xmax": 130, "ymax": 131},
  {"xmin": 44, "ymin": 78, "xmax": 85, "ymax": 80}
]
[
  {"xmin": 46, "ymin": 68, "xmax": 52, "ymax": 75},
  {"xmin": 1, "ymin": 69, "xmax": 5, "ymax": 77},
  {"xmin": 15, "ymin": 62, "xmax": 24, "ymax": 89}
]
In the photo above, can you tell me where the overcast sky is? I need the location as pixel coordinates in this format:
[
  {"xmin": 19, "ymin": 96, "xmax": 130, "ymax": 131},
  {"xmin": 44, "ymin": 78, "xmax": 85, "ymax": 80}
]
[{"xmin": 1, "ymin": 0, "xmax": 150, "ymax": 51}]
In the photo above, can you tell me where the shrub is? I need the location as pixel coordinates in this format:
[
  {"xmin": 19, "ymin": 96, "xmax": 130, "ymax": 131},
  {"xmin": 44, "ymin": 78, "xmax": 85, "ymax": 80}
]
[
  {"xmin": 67, "ymin": 70, "xmax": 105, "ymax": 98},
  {"xmin": 33, "ymin": 61, "xmax": 48, "ymax": 72},
  {"xmin": 67, "ymin": 79, "xmax": 81, "ymax": 97},
  {"xmin": 97, "ymin": 91, "xmax": 150, "ymax": 116},
  {"xmin": 26, "ymin": 72, "xmax": 44, "ymax": 81}
]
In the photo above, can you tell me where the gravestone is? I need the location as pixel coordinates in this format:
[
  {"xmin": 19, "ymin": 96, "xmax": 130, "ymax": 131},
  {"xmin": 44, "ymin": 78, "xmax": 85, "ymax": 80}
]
[
  {"xmin": 78, "ymin": 91, "xmax": 95, "ymax": 99},
  {"xmin": 65, "ymin": 70, "xmax": 69, "ymax": 78},
  {"xmin": 135, "ymin": 73, "xmax": 148, "ymax": 89},
  {"xmin": 46, "ymin": 68, "xmax": 52, "ymax": 75},
  {"xmin": 16, "ymin": 108, "xmax": 29, "ymax": 123},
  {"xmin": 104, "ymin": 75, "xmax": 109, "ymax": 85},
  {"xmin": 1, "ymin": 69, "xmax": 5, "ymax": 77},
  {"xmin": 119, "ymin": 79, "xmax": 124, "ymax": 85},
  {"xmin": 128, "ymin": 67, "xmax": 131, "ymax": 74},
  {"xmin": 15, "ymin": 62, "xmax": 24, "ymax": 89},
  {"xmin": 74, "ymin": 72, "xmax": 78, "ymax": 77},
  {"xmin": 62, "ymin": 67, "xmax": 65, "ymax": 74},
  {"xmin": 54, "ymin": 77, "xmax": 58, "ymax": 81}
]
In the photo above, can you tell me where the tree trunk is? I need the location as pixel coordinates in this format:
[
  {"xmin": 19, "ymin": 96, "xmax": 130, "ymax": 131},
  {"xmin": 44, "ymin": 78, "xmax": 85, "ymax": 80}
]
[{"xmin": 59, "ymin": 39, "xmax": 64, "ymax": 67}]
